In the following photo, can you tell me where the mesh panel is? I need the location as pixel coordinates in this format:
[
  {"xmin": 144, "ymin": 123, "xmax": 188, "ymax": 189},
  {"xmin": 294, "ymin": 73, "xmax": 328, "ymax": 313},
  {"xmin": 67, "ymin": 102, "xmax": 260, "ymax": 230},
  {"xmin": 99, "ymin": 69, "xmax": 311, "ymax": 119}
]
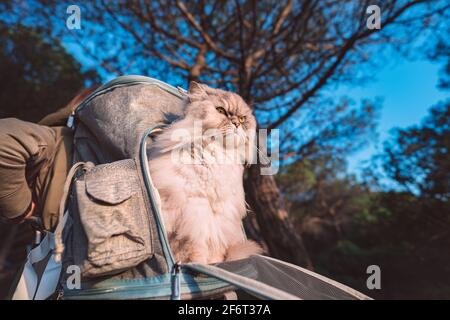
[{"xmin": 210, "ymin": 255, "xmax": 371, "ymax": 300}]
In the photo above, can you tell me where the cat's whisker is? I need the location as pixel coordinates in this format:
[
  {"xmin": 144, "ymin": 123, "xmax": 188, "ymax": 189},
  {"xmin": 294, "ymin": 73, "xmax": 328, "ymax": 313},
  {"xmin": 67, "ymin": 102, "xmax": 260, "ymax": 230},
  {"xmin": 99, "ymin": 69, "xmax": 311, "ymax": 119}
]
[
  {"xmin": 255, "ymin": 146, "xmax": 271, "ymax": 165},
  {"xmin": 242, "ymin": 135, "xmax": 271, "ymax": 165}
]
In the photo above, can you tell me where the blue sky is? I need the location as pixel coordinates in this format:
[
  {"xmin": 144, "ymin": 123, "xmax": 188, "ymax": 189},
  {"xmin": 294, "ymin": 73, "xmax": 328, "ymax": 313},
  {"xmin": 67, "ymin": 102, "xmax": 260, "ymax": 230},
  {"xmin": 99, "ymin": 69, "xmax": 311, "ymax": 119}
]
[{"xmin": 338, "ymin": 58, "xmax": 448, "ymax": 177}]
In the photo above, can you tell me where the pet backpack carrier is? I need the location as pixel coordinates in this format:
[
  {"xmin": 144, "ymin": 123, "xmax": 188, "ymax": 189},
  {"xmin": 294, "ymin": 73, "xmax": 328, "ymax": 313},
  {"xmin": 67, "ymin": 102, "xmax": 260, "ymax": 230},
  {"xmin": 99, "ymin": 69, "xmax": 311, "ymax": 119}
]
[{"xmin": 49, "ymin": 75, "xmax": 370, "ymax": 300}]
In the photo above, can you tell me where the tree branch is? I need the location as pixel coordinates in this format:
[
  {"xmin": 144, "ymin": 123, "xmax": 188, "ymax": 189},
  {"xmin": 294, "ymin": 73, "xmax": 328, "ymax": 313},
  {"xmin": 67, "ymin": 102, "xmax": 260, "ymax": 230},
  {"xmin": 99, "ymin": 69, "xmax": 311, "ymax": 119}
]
[
  {"xmin": 176, "ymin": 0, "xmax": 239, "ymax": 62},
  {"xmin": 268, "ymin": 0, "xmax": 426, "ymax": 130}
]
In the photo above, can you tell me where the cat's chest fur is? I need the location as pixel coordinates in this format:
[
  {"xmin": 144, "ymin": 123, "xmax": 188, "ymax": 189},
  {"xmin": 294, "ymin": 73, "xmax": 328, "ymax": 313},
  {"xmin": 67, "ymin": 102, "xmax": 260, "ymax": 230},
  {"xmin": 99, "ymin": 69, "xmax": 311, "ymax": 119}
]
[
  {"xmin": 148, "ymin": 125, "xmax": 251, "ymax": 263},
  {"xmin": 149, "ymin": 141, "xmax": 247, "ymax": 223},
  {"xmin": 181, "ymin": 145, "xmax": 245, "ymax": 217}
]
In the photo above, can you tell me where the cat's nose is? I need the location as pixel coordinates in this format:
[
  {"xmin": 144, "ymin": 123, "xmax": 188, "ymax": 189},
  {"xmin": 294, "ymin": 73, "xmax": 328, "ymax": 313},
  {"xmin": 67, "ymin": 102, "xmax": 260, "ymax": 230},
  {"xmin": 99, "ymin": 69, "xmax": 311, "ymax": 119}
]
[{"xmin": 230, "ymin": 118, "xmax": 240, "ymax": 128}]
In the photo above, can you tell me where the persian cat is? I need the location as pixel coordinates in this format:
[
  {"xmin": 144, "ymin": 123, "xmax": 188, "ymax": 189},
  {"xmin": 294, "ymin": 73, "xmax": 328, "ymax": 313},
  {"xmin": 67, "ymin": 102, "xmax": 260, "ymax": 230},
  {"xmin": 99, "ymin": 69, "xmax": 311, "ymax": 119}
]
[{"xmin": 148, "ymin": 82, "xmax": 262, "ymax": 264}]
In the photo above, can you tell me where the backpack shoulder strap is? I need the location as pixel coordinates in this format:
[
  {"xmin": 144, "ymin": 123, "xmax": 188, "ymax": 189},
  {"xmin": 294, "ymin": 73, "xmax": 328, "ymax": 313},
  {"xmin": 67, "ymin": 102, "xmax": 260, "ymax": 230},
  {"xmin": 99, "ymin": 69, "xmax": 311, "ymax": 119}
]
[{"xmin": 54, "ymin": 161, "xmax": 93, "ymax": 263}]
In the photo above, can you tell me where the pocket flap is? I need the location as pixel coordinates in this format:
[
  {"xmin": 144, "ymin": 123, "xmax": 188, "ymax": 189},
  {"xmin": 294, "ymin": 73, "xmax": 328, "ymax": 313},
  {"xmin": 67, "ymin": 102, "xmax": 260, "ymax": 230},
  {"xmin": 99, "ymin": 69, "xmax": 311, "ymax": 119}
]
[{"xmin": 85, "ymin": 165, "xmax": 136, "ymax": 205}]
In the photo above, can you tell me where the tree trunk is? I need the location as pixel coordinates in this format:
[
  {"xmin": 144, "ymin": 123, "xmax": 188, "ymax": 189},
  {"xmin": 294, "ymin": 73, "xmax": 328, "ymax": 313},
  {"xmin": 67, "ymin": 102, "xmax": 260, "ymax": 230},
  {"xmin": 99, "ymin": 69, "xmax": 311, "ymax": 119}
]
[{"xmin": 244, "ymin": 164, "xmax": 313, "ymax": 269}]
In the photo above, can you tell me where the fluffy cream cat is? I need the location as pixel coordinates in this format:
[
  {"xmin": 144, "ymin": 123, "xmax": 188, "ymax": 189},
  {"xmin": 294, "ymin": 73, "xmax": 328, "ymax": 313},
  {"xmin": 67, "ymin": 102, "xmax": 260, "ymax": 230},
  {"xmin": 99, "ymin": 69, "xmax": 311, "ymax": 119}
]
[{"xmin": 148, "ymin": 82, "xmax": 262, "ymax": 264}]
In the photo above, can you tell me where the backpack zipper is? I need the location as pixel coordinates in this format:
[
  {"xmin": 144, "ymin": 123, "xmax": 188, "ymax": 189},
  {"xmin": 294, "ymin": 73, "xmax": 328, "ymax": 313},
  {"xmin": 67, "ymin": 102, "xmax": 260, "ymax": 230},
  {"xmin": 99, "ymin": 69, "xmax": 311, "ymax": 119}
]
[{"xmin": 170, "ymin": 263, "xmax": 181, "ymax": 300}]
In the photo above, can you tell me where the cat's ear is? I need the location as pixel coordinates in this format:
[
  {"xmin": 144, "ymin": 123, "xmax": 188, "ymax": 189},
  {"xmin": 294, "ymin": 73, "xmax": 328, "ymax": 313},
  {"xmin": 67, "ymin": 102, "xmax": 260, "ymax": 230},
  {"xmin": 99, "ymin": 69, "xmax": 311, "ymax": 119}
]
[
  {"xmin": 188, "ymin": 81, "xmax": 203, "ymax": 93},
  {"xmin": 188, "ymin": 81, "xmax": 208, "ymax": 101}
]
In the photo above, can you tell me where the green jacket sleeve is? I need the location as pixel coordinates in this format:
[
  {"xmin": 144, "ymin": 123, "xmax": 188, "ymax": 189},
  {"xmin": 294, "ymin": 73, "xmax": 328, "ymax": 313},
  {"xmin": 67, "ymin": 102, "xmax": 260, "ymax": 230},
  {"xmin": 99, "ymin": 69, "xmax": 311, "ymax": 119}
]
[{"xmin": 0, "ymin": 118, "xmax": 56, "ymax": 220}]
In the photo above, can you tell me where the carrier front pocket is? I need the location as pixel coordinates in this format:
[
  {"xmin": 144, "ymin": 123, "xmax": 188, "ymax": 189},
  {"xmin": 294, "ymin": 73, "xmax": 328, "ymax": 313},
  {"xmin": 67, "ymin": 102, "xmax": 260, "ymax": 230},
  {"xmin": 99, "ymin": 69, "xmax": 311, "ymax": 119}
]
[{"xmin": 74, "ymin": 159, "xmax": 153, "ymax": 277}]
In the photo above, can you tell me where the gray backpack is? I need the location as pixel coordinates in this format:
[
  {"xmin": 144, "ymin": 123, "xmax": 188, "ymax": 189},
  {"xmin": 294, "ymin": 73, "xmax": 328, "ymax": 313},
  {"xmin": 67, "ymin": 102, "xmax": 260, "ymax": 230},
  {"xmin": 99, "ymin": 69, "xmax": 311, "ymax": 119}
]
[{"xmin": 56, "ymin": 75, "xmax": 370, "ymax": 300}]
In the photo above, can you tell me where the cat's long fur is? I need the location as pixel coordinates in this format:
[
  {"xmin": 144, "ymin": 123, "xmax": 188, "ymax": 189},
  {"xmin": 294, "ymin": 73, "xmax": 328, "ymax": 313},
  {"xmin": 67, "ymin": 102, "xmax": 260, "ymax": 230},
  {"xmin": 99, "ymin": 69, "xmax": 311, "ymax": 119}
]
[{"xmin": 148, "ymin": 82, "xmax": 262, "ymax": 264}]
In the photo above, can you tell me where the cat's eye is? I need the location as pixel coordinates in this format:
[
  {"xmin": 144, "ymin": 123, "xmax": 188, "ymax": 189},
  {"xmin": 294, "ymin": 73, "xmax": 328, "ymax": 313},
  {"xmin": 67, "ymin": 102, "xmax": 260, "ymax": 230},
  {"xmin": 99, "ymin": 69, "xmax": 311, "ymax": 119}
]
[
  {"xmin": 216, "ymin": 107, "xmax": 227, "ymax": 115},
  {"xmin": 238, "ymin": 116, "xmax": 246, "ymax": 123}
]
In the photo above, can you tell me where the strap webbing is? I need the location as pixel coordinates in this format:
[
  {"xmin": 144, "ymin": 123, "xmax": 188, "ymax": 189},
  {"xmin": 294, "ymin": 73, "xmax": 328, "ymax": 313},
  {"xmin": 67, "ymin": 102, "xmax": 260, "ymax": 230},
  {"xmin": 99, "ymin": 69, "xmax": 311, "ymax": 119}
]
[{"xmin": 53, "ymin": 162, "xmax": 89, "ymax": 263}]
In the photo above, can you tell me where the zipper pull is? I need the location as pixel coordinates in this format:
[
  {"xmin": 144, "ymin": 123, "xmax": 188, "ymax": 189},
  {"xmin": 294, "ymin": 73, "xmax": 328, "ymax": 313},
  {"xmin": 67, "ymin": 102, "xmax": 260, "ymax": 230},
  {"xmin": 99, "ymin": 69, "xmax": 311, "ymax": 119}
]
[
  {"xmin": 66, "ymin": 111, "xmax": 75, "ymax": 129},
  {"xmin": 56, "ymin": 289, "xmax": 64, "ymax": 300},
  {"xmin": 170, "ymin": 263, "xmax": 181, "ymax": 300}
]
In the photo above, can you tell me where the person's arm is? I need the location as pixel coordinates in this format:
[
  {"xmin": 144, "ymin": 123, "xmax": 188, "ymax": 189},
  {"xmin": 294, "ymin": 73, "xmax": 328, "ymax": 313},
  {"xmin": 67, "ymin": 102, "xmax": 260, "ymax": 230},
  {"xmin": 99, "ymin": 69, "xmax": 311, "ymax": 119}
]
[{"xmin": 0, "ymin": 118, "xmax": 56, "ymax": 223}]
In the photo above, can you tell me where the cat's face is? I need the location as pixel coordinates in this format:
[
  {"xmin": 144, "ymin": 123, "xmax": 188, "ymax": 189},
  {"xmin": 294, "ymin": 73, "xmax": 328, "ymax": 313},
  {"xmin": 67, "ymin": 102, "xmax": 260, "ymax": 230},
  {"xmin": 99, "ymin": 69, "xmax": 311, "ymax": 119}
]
[{"xmin": 185, "ymin": 82, "xmax": 256, "ymax": 147}]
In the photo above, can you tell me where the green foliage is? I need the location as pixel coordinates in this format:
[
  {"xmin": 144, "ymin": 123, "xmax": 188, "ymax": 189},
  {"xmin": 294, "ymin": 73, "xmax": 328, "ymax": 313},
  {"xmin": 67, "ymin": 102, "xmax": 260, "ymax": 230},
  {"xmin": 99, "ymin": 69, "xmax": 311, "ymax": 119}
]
[
  {"xmin": 277, "ymin": 104, "xmax": 450, "ymax": 298},
  {"xmin": 309, "ymin": 188, "xmax": 450, "ymax": 299},
  {"xmin": 0, "ymin": 22, "xmax": 98, "ymax": 122},
  {"xmin": 382, "ymin": 101, "xmax": 450, "ymax": 201}
]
